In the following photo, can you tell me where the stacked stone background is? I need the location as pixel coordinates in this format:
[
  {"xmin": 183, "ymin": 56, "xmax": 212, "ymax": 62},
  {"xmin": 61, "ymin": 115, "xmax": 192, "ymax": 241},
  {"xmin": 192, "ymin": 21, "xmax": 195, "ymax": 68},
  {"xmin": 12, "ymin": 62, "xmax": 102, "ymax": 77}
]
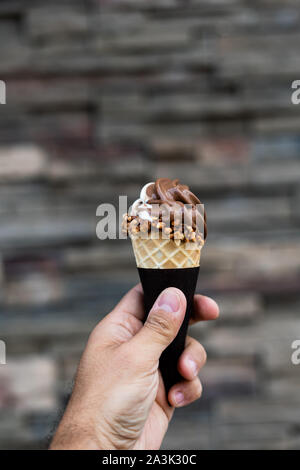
[{"xmin": 0, "ymin": 0, "xmax": 300, "ymax": 450}]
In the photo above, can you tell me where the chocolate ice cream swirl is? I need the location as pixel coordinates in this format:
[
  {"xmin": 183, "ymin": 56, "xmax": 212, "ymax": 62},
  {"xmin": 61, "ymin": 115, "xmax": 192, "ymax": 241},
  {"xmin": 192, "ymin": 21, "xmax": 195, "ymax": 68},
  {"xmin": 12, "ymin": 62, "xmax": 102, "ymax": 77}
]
[
  {"xmin": 146, "ymin": 178, "xmax": 207, "ymax": 240},
  {"xmin": 124, "ymin": 178, "xmax": 207, "ymax": 243}
]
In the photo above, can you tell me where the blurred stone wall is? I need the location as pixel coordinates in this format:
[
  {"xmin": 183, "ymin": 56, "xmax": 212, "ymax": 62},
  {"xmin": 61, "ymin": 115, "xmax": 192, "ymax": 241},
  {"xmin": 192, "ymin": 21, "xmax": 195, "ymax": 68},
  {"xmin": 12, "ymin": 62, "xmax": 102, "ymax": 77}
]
[{"xmin": 0, "ymin": 0, "xmax": 300, "ymax": 450}]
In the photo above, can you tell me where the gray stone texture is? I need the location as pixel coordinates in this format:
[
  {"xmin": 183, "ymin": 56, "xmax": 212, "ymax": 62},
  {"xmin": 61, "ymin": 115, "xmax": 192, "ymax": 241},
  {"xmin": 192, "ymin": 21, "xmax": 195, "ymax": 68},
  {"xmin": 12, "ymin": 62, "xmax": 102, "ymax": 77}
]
[{"xmin": 0, "ymin": 0, "xmax": 299, "ymax": 450}]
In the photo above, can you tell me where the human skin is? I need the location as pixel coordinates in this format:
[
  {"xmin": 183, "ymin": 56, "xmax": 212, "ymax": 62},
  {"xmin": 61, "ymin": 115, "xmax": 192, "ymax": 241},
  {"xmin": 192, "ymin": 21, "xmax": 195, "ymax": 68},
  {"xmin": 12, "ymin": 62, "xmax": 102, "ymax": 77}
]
[{"xmin": 50, "ymin": 285, "xmax": 219, "ymax": 450}]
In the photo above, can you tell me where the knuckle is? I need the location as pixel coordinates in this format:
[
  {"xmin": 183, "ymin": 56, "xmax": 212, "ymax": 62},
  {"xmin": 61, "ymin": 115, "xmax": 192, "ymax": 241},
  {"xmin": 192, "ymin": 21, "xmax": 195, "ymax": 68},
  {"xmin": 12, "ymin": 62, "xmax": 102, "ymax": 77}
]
[
  {"xmin": 188, "ymin": 341, "xmax": 207, "ymax": 369},
  {"xmin": 88, "ymin": 324, "xmax": 102, "ymax": 345},
  {"xmin": 145, "ymin": 310, "xmax": 174, "ymax": 342}
]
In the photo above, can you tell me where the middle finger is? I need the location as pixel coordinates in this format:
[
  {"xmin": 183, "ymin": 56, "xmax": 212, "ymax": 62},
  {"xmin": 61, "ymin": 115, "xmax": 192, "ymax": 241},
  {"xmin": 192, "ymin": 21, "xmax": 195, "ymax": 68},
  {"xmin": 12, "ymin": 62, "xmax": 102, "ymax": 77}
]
[{"xmin": 177, "ymin": 336, "xmax": 207, "ymax": 381}]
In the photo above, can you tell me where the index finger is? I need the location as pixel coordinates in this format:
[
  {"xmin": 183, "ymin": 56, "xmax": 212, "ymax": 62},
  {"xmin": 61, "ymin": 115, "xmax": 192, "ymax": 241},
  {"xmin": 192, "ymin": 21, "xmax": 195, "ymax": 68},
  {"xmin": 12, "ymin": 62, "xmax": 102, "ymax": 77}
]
[
  {"xmin": 189, "ymin": 295, "xmax": 219, "ymax": 325},
  {"xmin": 112, "ymin": 283, "xmax": 145, "ymax": 321}
]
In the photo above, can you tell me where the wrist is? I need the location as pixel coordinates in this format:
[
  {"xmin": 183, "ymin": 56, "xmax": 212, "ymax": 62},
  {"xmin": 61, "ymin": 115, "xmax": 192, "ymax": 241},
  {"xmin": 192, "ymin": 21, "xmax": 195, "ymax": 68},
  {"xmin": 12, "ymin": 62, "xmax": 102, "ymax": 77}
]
[
  {"xmin": 50, "ymin": 418, "xmax": 102, "ymax": 450},
  {"xmin": 50, "ymin": 435, "xmax": 100, "ymax": 450}
]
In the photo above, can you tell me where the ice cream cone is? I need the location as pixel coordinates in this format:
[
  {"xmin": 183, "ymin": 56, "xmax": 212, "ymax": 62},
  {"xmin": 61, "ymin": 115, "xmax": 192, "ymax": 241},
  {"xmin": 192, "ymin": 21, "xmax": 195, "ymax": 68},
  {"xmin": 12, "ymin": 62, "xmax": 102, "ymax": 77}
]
[
  {"xmin": 125, "ymin": 178, "xmax": 207, "ymax": 397},
  {"xmin": 131, "ymin": 235, "xmax": 202, "ymax": 269},
  {"xmin": 129, "ymin": 235, "xmax": 203, "ymax": 396}
]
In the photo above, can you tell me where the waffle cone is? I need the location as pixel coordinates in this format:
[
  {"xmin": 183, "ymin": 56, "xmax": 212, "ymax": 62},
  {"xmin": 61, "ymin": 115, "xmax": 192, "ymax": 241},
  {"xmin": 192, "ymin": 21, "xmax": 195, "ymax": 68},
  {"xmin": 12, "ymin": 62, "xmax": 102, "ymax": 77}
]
[{"xmin": 131, "ymin": 236, "xmax": 201, "ymax": 269}]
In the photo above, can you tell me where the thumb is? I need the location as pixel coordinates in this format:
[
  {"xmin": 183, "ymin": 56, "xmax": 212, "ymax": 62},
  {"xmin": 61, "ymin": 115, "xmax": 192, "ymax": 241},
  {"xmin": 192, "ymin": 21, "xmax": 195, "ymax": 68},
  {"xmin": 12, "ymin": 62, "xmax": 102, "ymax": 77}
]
[{"xmin": 131, "ymin": 287, "xmax": 186, "ymax": 363}]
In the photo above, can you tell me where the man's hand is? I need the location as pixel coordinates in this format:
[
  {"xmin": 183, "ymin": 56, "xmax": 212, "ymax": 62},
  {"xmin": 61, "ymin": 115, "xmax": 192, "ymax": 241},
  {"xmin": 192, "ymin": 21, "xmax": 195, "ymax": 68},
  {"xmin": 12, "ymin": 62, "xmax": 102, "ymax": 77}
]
[{"xmin": 50, "ymin": 285, "xmax": 219, "ymax": 450}]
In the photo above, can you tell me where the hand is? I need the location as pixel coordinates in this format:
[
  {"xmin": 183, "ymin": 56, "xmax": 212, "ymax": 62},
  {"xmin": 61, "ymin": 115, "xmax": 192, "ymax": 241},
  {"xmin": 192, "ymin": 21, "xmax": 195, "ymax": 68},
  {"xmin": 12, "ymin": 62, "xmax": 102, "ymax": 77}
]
[{"xmin": 50, "ymin": 284, "xmax": 219, "ymax": 450}]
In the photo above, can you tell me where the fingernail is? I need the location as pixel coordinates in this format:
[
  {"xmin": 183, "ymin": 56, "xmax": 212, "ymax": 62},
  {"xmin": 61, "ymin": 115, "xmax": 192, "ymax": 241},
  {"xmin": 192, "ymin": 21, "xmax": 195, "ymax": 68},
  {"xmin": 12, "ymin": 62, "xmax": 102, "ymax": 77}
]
[
  {"xmin": 206, "ymin": 297, "xmax": 220, "ymax": 316},
  {"xmin": 187, "ymin": 358, "xmax": 198, "ymax": 377},
  {"xmin": 157, "ymin": 289, "xmax": 180, "ymax": 313},
  {"xmin": 174, "ymin": 390, "xmax": 184, "ymax": 406}
]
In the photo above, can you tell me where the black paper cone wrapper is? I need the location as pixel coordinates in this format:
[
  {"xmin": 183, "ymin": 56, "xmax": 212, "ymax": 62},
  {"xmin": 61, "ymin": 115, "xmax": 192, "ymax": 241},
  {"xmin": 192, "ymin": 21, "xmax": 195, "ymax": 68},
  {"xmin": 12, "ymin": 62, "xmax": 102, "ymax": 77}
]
[{"xmin": 138, "ymin": 267, "xmax": 200, "ymax": 398}]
